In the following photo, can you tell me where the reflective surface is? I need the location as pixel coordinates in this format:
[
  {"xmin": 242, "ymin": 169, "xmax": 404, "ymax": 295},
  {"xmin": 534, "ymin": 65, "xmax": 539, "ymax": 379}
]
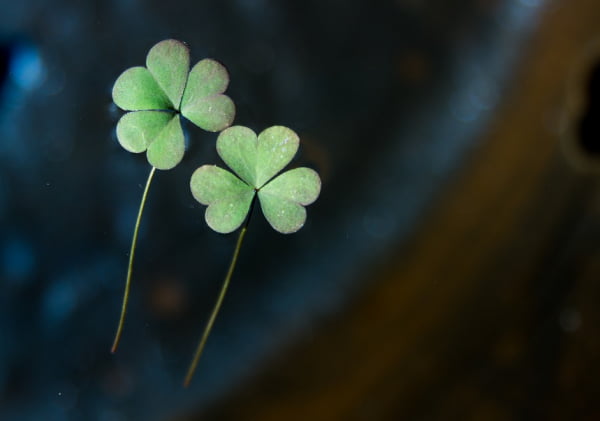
[{"xmin": 4, "ymin": 1, "xmax": 598, "ymax": 420}]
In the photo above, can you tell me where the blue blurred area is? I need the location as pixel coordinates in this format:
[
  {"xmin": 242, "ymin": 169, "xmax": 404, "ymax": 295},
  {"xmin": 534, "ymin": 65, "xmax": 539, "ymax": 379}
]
[
  {"xmin": 0, "ymin": 1, "xmax": 545, "ymax": 420},
  {"xmin": 1, "ymin": 233, "xmax": 35, "ymax": 285},
  {"xmin": 9, "ymin": 42, "xmax": 44, "ymax": 90}
]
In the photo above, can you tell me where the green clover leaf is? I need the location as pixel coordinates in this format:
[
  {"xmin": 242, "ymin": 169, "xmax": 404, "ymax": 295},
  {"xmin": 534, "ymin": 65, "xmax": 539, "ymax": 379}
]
[
  {"xmin": 181, "ymin": 59, "xmax": 236, "ymax": 132},
  {"xmin": 190, "ymin": 125, "xmax": 321, "ymax": 234},
  {"xmin": 112, "ymin": 39, "xmax": 235, "ymax": 170},
  {"xmin": 185, "ymin": 126, "xmax": 321, "ymax": 386},
  {"xmin": 110, "ymin": 39, "xmax": 237, "ymax": 355}
]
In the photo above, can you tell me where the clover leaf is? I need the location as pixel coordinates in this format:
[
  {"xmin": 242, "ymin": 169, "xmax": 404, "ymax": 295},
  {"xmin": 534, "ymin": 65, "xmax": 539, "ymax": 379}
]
[
  {"xmin": 184, "ymin": 125, "xmax": 321, "ymax": 387},
  {"xmin": 190, "ymin": 125, "xmax": 321, "ymax": 234},
  {"xmin": 112, "ymin": 39, "xmax": 235, "ymax": 170},
  {"xmin": 110, "ymin": 40, "xmax": 236, "ymax": 355}
]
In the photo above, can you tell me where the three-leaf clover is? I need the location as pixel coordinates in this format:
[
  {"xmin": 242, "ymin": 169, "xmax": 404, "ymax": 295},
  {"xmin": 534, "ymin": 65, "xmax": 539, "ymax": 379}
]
[
  {"xmin": 112, "ymin": 39, "xmax": 235, "ymax": 169},
  {"xmin": 184, "ymin": 125, "xmax": 321, "ymax": 387},
  {"xmin": 110, "ymin": 39, "xmax": 236, "ymax": 355},
  {"xmin": 190, "ymin": 125, "xmax": 321, "ymax": 234}
]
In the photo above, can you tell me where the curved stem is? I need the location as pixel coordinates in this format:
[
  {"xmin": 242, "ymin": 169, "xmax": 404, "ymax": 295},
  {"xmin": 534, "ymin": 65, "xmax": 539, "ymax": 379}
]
[
  {"xmin": 183, "ymin": 202, "xmax": 254, "ymax": 387},
  {"xmin": 111, "ymin": 166, "xmax": 157, "ymax": 353}
]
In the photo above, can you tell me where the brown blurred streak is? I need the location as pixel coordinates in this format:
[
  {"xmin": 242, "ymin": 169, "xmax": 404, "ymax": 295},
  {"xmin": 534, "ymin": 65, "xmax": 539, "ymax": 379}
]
[{"xmin": 179, "ymin": 1, "xmax": 600, "ymax": 420}]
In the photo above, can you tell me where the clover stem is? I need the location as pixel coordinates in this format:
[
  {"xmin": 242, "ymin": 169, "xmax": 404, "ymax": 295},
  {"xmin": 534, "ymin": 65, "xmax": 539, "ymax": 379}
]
[
  {"xmin": 111, "ymin": 166, "xmax": 157, "ymax": 354},
  {"xmin": 183, "ymin": 197, "xmax": 256, "ymax": 387}
]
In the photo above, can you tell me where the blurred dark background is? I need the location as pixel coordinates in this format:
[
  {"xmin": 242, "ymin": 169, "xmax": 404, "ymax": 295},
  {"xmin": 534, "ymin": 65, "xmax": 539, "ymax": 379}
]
[{"xmin": 1, "ymin": 0, "xmax": 599, "ymax": 420}]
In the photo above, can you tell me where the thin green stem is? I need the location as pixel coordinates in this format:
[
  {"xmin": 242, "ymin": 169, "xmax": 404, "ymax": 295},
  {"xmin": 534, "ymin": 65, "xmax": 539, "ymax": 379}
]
[
  {"xmin": 111, "ymin": 166, "xmax": 157, "ymax": 353},
  {"xmin": 183, "ymin": 199, "xmax": 255, "ymax": 387}
]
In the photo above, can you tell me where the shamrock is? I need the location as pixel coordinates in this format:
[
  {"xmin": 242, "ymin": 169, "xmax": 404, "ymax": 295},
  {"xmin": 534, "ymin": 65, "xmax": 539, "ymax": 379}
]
[
  {"xmin": 112, "ymin": 39, "xmax": 235, "ymax": 170},
  {"xmin": 110, "ymin": 39, "xmax": 236, "ymax": 354},
  {"xmin": 183, "ymin": 125, "xmax": 321, "ymax": 387},
  {"xmin": 190, "ymin": 125, "xmax": 321, "ymax": 234}
]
